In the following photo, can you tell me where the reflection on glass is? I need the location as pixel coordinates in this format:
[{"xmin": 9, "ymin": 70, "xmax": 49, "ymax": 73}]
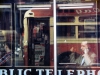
[
  {"xmin": 79, "ymin": 16, "xmax": 96, "ymax": 22},
  {"xmin": 15, "ymin": 2, "xmax": 53, "ymax": 67},
  {"xmin": 57, "ymin": 16, "xmax": 75, "ymax": 22},
  {"xmin": 15, "ymin": 0, "xmax": 52, "ymax": 3},
  {"xmin": 0, "ymin": 9, "xmax": 11, "ymax": 30},
  {"xmin": 78, "ymin": 25, "xmax": 97, "ymax": 38},
  {"xmin": 98, "ymin": 25, "xmax": 100, "ymax": 38},
  {"xmin": 57, "ymin": 25, "xmax": 75, "ymax": 38},
  {"xmin": 0, "ymin": 4, "xmax": 12, "ymax": 66}
]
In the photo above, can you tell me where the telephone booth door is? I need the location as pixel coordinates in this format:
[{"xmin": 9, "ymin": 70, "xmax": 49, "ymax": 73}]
[{"xmin": 27, "ymin": 17, "xmax": 50, "ymax": 66}]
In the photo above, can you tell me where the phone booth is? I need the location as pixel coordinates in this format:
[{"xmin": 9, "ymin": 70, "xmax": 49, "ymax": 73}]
[{"xmin": 27, "ymin": 17, "xmax": 50, "ymax": 66}]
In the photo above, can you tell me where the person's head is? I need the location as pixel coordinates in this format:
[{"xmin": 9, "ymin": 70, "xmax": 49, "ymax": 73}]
[{"xmin": 81, "ymin": 41, "xmax": 89, "ymax": 52}]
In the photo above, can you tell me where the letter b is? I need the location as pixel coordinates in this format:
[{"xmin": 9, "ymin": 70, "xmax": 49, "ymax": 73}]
[{"xmin": 0, "ymin": 69, "xmax": 7, "ymax": 75}]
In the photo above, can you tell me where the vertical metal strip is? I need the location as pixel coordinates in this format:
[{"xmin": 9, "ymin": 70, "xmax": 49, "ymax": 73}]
[
  {"xmin": 11, "ymin": 3, "xmax": 15, "ymax": 66},
  {"xmin": 53, "ymin": 0, "xmax": 57, "ymax": 75},
  {"xmin": 96, "ymin": 0, "xmax": 99, "ymax": 64}
]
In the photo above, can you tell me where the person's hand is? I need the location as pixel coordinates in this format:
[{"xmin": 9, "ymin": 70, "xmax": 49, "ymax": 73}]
[
  {"xmin": 70, "ymin": 47, "xmax": 74, "ymax": 52},
  {"xmin": 83, "ymin": 49, "xmax": 89, "ymax": 54}
]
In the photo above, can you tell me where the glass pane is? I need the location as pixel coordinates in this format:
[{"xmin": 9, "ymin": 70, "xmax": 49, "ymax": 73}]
[
  {"xmin": 57, "ymin": 2, "xmax": 98, "ymax": 75},
  {"xmin": 57, "ymin": 16, "xmax": 75, "ymax": 22},
  {"xmin": 15, "ymin": 3, "xmax": 54, "ymax": 69},
  {"xmin": 78, "ymin": 25, "xmax": 97, "ymax": 38},
  {"xmin": 79, "ymin": 16, "xmax": 96, "ymax": 22},
  {"xmin": 0, "ymin": 4, "xmax": 12, "ymax": 66},
  {"xmin": 57, "ymin": 25, "xmax": 75, "ymax": 38},
  {"xmin": 15, "ymin": 0, "xmax": 52, "ymax": 3},
  {"xmin": 98, "ymin": 25, "xmax": 100, "ymax": 38},
  {"xmin": 0, "ymin": 5, "xmax": 11, "ymax": 30}
]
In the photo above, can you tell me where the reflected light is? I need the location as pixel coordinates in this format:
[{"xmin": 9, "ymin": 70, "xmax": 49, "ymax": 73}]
[
  {"xmin": 59, "ymin": 6, "xmax": 93, "ymax": 9},
  {"xmin": 18, "ymin": 7, "xmax": 50, "ymax": 10},
  {"xmin": 58, "ymin": 3, "xmax": 94, "ymax": 7},
  {"xmin": 0, "ymin": 5, "xmax": 11, "ymax": 8},
  {"xmin": 17, "ymin": 4, "xmax": 51, "ymax": 8}
]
